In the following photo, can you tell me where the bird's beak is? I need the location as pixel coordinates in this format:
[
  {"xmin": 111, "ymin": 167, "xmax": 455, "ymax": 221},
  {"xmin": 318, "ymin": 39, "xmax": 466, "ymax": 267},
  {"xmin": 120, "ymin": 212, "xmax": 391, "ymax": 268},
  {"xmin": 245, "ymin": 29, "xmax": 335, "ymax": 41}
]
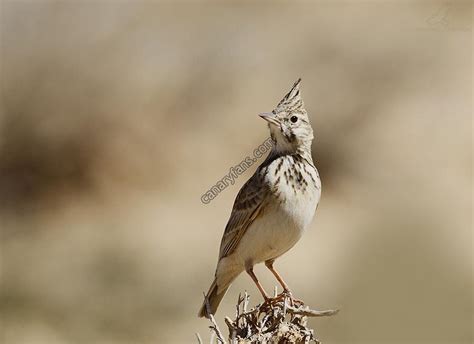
[{"xmin": 259, "ymin": 112, "xmax": 280, "ymax": 126}]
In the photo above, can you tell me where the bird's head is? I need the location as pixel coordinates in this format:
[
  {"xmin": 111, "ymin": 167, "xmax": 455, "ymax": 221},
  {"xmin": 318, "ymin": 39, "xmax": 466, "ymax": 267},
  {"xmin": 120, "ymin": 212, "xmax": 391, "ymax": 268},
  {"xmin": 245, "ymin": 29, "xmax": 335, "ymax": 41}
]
[{"xmin": 259, "ymin": 78, "xmax": 314, "ymax": 154}]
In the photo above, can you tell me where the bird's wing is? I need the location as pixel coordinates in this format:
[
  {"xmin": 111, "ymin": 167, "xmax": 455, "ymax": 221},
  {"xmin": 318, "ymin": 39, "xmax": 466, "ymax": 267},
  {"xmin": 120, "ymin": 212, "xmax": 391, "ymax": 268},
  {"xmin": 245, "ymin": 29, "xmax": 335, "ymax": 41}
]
[{"xmin": 219, "ymin": 171, "xmax": 268, "ymax": 259}]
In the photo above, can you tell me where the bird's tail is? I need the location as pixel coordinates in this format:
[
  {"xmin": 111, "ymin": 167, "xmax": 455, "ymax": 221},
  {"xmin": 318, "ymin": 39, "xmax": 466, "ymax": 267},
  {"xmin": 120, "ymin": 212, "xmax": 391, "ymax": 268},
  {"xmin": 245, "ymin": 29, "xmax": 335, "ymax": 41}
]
[{"xmin": 198, "ymin": 278, "xmax": 230, "ymax": 318}]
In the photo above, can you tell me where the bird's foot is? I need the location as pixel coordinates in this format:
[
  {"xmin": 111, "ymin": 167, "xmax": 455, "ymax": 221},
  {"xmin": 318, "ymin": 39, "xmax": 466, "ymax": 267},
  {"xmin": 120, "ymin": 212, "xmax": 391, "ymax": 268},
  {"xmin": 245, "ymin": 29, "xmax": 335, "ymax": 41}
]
[
  {"xmin": 261, "ymin": 289, "xmax": 304, "ymax": 310},
  {"xmin": 278, "ymin": 289, "xmax": 304, "ymax": 307}
]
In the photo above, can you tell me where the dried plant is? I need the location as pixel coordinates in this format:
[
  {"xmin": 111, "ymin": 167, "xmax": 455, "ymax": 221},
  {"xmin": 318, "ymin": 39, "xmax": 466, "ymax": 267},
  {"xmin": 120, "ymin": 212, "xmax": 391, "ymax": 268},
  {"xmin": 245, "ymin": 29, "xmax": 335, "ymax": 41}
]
[{"xmin": 198, "ymin": 290, "xmax": 338, "ymax": 344}]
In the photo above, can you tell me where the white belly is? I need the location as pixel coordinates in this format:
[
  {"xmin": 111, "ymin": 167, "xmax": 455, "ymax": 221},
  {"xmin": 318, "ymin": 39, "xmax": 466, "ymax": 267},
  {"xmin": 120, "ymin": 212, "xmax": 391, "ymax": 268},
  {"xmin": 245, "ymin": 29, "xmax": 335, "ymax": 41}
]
[{"xmin": 232, "ymin": 177, "xmax": 320, "ymax": 267}]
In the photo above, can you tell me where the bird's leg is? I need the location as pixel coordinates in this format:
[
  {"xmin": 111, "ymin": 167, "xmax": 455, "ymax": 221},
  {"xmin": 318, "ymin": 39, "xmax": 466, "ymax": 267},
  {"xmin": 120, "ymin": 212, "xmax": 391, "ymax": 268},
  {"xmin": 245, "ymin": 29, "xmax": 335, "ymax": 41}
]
[
  {"xmin": 265, "ymin": 259, "xmax": 304, "ymax": 306},
  {"xmin": 246, "ymin": 267, "xmax": 270, "ymax": 301},
  {"xmin": 265, "ymin": 259, "xmax": 291, "ymax": 293}
]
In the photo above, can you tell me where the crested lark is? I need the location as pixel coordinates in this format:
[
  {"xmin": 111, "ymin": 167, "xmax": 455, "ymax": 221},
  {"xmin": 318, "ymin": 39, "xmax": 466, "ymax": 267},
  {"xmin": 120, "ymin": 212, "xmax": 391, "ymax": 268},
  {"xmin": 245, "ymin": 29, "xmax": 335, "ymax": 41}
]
[{"xmin": 199, "ymin": 79, "xmax": 321, "ymax": 318}]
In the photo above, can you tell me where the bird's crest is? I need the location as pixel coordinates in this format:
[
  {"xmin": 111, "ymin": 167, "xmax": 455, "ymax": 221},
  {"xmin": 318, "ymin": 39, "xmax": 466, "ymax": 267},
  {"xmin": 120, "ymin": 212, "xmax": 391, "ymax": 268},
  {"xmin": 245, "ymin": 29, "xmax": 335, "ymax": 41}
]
[{"xmin": 276, "ymin": 78, "xmax": 304, "ymax": 113}]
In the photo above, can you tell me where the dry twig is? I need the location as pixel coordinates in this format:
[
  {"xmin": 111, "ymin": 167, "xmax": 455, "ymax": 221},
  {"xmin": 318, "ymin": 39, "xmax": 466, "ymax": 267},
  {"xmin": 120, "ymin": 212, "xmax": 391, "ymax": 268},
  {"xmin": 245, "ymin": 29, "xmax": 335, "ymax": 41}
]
[
  {"xmin": 204, "ymin": 292, "xmax": 227, "ymax": 344},
  {"xmin": 200, "ymin": 291, "xmax": 338, "ymax": 344}
]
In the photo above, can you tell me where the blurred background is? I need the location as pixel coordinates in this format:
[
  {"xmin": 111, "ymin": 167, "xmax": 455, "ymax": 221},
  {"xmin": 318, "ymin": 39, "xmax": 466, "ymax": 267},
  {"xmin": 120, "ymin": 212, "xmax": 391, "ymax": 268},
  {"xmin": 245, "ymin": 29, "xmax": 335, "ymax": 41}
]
[{"xmin": 0, "ymin": 1, "xmax": 472, "ymax": 343}]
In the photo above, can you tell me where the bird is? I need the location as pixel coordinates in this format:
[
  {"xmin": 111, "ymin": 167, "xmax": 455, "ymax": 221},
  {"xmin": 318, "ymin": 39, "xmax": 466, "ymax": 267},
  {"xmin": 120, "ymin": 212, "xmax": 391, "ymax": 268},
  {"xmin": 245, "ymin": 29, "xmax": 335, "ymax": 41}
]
[{"xmin": 199, "ymin": 78, "xmax": 321, "ymax": 318}]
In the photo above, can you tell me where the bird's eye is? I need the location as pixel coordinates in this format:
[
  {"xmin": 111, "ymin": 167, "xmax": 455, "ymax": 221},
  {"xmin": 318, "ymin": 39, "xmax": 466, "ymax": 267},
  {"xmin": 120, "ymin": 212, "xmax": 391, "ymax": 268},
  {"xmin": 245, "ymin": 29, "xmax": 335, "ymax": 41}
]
[{"xmin": 290, "ymin": 116, "xmax": 298, "ymax": 123}]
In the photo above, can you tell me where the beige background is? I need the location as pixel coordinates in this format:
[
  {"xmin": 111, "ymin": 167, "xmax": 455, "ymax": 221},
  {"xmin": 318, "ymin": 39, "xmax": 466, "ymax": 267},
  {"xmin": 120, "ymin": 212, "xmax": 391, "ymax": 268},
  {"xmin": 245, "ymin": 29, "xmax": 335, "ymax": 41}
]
[{"xmin": 0, "ymin": 1, "xmax": 472, "ymax": 343}]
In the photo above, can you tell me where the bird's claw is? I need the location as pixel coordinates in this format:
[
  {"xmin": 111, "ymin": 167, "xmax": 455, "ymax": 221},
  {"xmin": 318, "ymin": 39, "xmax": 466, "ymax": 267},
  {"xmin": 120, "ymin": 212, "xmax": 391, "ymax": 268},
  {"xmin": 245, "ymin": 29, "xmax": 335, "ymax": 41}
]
[{"xmin": 261, "ymin": 290, "xmax": 304, "ymax": 310}]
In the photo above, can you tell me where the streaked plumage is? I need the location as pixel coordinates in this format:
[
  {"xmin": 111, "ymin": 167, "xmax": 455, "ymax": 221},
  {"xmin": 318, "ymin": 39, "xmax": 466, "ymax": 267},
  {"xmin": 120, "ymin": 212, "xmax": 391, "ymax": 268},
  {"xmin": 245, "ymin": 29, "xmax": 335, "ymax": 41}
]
[{"xmin": 199, "ymin": 79, "xmax": 320, "ymax": 318}]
